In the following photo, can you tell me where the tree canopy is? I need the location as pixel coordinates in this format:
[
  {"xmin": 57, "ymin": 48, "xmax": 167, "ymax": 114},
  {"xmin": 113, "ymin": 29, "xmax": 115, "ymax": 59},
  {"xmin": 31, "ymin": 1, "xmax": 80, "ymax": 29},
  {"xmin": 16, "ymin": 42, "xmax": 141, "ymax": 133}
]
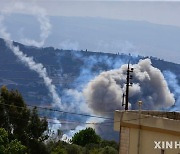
[
  {"xmin": 0, "ymin": 127, "xmax": 26, "ymax": 154},
  {"xmin": 0, "ymin": 86, "xmax": 49, "ymax": 153},
  {"xmin": 71, "ymin": 127, "xmax": 101, "ymax": 146},
  {"xmin": 0, "ymin": 86, "xmax": 119, "ymax": 154}
]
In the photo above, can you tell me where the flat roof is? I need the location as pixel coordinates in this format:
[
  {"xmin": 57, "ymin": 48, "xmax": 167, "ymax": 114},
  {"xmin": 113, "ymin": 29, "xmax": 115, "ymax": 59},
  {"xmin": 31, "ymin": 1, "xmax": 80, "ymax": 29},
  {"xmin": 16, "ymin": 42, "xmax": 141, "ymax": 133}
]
[
  {"xmin": 125, "ymin": 110, "xmax": 180, "ymax": 121},
  {"xmin": 114, "ymin": 110, "xmax": 180, "ymax": 134}
]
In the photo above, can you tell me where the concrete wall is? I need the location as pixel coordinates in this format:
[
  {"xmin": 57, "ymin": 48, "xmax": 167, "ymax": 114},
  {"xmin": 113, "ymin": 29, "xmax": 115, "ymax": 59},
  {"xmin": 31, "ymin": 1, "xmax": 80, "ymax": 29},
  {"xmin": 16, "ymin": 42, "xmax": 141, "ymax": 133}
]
[
  {"xmin": 119, "ymin": 127, "xmax": 130, "ymax": 154},
  {"xmin": 129, "ymin": 127, "xmax": 180, "ymax": 154},
  {"xmin": 114, "ymin": 111, "xmax": 180, "ymax": 154}
]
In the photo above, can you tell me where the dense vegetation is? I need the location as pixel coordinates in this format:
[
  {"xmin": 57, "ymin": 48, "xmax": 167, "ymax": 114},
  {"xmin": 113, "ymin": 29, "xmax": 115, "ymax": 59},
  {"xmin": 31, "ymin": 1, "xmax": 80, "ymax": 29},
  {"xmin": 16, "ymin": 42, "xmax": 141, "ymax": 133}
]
[
  {"xmin": 0, "ymin": 86, "xmax": 49, "ymax": 153},
  {"xmin": 0, "ymin": 128, "xmax": 26, "ymax": 153},
  {"xmin": 0, "ymin": 86, "xmax": 118, "ymax": 154},
  {"xmin": 48, "ymin": 128, "xmax": 118, "ymax": 154}
]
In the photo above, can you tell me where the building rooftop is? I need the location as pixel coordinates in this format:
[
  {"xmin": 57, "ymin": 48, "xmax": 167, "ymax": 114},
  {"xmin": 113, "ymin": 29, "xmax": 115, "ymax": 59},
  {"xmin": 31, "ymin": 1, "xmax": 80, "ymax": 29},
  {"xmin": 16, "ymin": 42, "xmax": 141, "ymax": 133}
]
[
  {"xmin": 114, "ymin": 110, "xmax": 180, "ymax": 133},
  {"xmin": 128, "ymin": 110, "xmax": 180, "ymax": 121}
]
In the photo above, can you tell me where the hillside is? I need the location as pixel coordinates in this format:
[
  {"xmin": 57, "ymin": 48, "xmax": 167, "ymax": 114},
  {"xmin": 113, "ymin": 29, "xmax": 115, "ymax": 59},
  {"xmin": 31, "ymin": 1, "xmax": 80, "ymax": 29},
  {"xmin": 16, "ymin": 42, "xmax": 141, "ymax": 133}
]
[
  {"xmin": 0, "ymin": 37, "xmax": 180, "ymax": 106},
  {"xmin": 1, "ymin": 38, "xmax": 180, "ymax": 140}
]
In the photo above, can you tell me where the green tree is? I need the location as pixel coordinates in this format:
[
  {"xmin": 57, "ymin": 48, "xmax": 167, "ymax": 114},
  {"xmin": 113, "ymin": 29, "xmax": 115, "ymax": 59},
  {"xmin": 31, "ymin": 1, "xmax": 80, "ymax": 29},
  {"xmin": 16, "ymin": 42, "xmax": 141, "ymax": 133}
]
[
  {"xmin": 71, "ymin": 128, "xmax": 101, "ymax": 146},
  {"xmin": 27, "ymin": 107, "xmax": 48, "ymax": 142},
  {"xmin": 0, "ymin": 127, "xmax": 9, "ymax": 152},
  {"xmin": 99, "ymin": 146, "xmax": 118, "ymax": 154},
  {"xmin": 0, "ymin": 128, "xmax": 26, "ymax": 154},
  {"xmin": 49, "ymin": 141, "xmax": 68, "ymax": 154},
  {"xmin": 51, "ymin": 147, "xmax": 67, "ymax": 154},
  {"xmin": 100, "ymin": 140, "xmax": 119, "ymax": 151},
  {"xmin": 65, "ymin": 144, "xmax": 82, "ymax": 154},
  {"xmin": 0, "ymin": 86, "xmax": 49, "ymax": 154},
  {"xmin": 27, "ymin": 107, "xmax": 49, "ymax": 154},
  {"xmin": 50, "ymin": 141, "xmax": 83, "ymax": 154},
  {"xmin": 89, "ymin": 148, "xmax": 99, "ymax": 154},
  {"xmin": 0, "ymin": 86, "xmax": 30, "ymax": 142}
]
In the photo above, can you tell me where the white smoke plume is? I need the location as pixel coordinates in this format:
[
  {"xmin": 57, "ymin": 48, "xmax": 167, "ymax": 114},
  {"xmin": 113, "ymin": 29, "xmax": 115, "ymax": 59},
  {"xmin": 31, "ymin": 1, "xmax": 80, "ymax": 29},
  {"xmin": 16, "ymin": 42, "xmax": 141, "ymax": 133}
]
[
  {"xmin": 163, "ymin": 71, "xmax": 180, "ymax": 111},
  {"xmin": 1, "ymin": 2, "xmax": 51, "ymax": 47},
  {"xmin": 83, "ymin": 59, "xmax": 175, "ymax": 115},
  {"xmin": 63, "ymin": 89, "xmax": 91, "ymax": 113},
  {"xmin": 0, "ymin": 4, "xmax": 63, "ymax": 109}
]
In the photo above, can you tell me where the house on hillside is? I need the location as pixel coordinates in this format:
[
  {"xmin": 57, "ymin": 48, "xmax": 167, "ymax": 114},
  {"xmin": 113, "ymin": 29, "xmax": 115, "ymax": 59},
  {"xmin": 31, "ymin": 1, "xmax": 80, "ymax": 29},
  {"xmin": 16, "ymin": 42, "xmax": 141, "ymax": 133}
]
[{"xmin": 114, "ymin": 110, "xmax": 180, "ymax": 154}]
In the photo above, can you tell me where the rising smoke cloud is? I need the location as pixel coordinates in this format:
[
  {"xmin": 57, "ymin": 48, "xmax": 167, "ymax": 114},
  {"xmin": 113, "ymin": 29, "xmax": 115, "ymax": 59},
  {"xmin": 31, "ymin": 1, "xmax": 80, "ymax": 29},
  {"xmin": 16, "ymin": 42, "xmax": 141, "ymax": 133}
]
[
  {"xmin": 0, "ymin": 3, "xmax": 63, "ymax": 109},
  {"xmin": 83, "ymin": 58, "xmax": 175, "ymax": 115},
  {"xmin": 163, "ymin": 71, "xmax": 180, "ymax": 111}
]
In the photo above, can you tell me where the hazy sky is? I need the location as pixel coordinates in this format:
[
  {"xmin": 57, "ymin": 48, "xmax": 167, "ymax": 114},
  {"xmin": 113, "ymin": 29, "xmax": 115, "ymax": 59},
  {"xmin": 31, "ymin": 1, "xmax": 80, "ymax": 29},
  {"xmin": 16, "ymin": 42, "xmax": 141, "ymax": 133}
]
[
  {"xmin": 1, "ymin": 0, "xmax": 180, "ymax": 27},
  {"xmin": 1, "ymin": 0, "xmax": 180, "ymax": 63}
]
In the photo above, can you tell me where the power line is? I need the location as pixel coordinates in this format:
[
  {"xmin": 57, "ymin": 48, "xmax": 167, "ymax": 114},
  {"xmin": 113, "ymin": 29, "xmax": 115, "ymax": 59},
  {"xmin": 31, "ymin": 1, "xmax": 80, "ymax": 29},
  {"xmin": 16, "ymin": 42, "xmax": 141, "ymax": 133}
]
[
  {"xmin": 43, "ymin": 115, "xmax": 153, "ymax": 126},
  {"xmin": 0, "ymin": 102, "xmax": 113, "ymax": 125},
  {"xmin": 26, "ymin": 102, "xmax": 114, "ymax": 114},
  {"xmin": 0, "ymin": 102, "xmax": 113, "ymax": 120},
  {"xmin": 28, "ymin": 104, "xmax": 113, "ymax": 120},
  {"xmin": 0, "ymin": 106, "xmax": 152, "ymax": 127},
  {"xmin": 1, "ymin": 102, "xmax": 177, "ymax": 127},
  {"xmin": 1, "ymin": 111, "xmax": 111, "ymax": 126},
  {"xmin": 2, "ymin": 101, "xmax": 173, "ymax": 123}
]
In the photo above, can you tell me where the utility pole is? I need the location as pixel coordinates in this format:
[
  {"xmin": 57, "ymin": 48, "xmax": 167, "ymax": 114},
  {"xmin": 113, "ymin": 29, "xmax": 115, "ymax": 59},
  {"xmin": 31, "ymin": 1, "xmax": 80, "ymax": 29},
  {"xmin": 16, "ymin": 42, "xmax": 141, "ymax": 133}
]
[
  {"xmin": 122, "ymin": 61, "xmax": 134, "ymax": 110},
  {"xmin": 137, "ymin": 101, "xmax": 143, "ymax": 154}
]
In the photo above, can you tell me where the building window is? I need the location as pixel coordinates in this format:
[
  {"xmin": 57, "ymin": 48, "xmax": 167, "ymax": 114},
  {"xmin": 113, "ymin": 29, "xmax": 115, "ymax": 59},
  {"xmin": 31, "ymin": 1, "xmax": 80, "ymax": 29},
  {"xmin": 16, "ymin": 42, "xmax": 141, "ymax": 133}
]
[{"xmin": 161, "ymin": 149, "xmax": 165, "ymax": 154}]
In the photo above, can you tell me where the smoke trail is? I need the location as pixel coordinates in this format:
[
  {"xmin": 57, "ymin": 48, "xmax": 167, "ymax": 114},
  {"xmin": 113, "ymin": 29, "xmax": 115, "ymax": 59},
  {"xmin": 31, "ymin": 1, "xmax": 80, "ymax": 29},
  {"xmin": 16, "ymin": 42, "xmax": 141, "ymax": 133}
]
[
  {"xmin": 83, "ymin": 58, "xmax": 175, "ymax": 115},
  {"xmin": 0, "ymin": 5, "xmax": 63, "ymax": 109},
  {"xmin": 1, "ymin": 2, "xmax": 51, "ymax": 47}
]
